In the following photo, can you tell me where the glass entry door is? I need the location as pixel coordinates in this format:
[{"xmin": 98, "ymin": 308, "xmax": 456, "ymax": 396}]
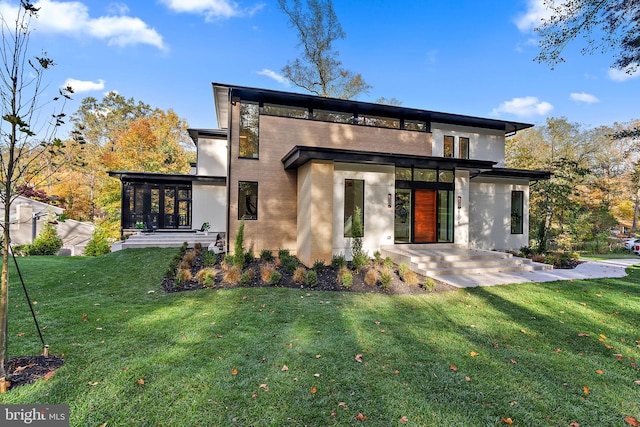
[{"xmin": 394, "ymin": 188, "xmax": 454, "ymax": 244}]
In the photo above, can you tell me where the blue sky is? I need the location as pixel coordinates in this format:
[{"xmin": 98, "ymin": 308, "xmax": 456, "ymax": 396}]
[{"xmin": 2, "ymin": 0, "xmax": 639, "ymax": 135}]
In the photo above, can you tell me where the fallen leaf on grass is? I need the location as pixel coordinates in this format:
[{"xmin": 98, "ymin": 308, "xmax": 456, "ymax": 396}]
[
  {"xmin": 625, "ymin": 416, "xmax": 639, "ymax": 426},
  {"xmin": 605, "ymin": 344, "xmax": 614, "ymax": 349},
  {"xmin": 355, "ymin": 413, "xmax": 367, "ymax": 421},
  {"xmin": 310, "ymin": 386, "xmax": 317, "ymax": 394},
  {"xmin": 510, "ymin": 359, "xmax": 517, "ymax": 364},
  {"xmin": 137, "ymin": 378, "xmax": 145, "ymax": 385},
  {"xmin": 596, "ymin": 369, "xmax": 603, "ymax": 375},
  {"xmin": 259, "ymin": 383, "xmax": 269, "ymax": 391},
  {"xmin": 88, "ymin": 381, "xmax": 99, "ymax": 386},
  {"xmin": 583, "ymin": 386, "xmax": 590, "ymax": 395},
  {"xmin": 501, "ymin": 417, "xmax": 513, "ymax": 425},
  {"xmin": 43, "ymin": 371, "xmax": 55, "ymax": 380},
  {"xmin": 400, "ymin": 415, "xmax": 408, "ymax": 423},
  {"xmin": 374, "ymin": 320, "xmax": 380, "ymax": 325},
  {"xmin": 520, "ymin": 329, "xmax": 527, "ymax": 334},
  {"xmin": 394, "ymin": 370, "xmax": 399, "ymax": 375},
  {"xmin": 614, "ymin": 354, "xmax": 624, "ymax": 360},
  {"xmin": 634, "ymin": 380, "xmax": 640, "ymax": 386},
  {"xmin": 569, "ymin": 422, "xmax": 580, "ymax": 427},
  {"xmin": 470, "ymin": 351, "xmax": 479, "ymax": 357},
  {"xmin": 450, "ymin": 365, "xmax": 458, "ymax": 371},
  {"xmin": 281, "ymin": 365, "xmax": 289, "ymax": 371},
  {"xmin": 465, "ymin": 376, "xmax": 471, "ymax": 382},
  {"xmin": 355, "ymin": 354, "xmax": 363, "ymax": 363},
  {"xmin": 231, "ymin": 369, "xmax": 238, "ymax": 376},
  {"xmin": 81, "ymin": 314, "xmax": 88, "ymax": 322},
  {"xmin": 578, "ymin": 333, "xmax": 590, "ymax": 337}
]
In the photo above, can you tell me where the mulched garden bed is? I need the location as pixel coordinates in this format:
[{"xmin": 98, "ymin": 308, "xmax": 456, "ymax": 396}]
[
  {"xmin": 5, "ymin": 355, "xmax": 65, "ymax": 390},
  {"xmin": 162, "ymin": 248, "xmax": 457, "ymax": 295}
]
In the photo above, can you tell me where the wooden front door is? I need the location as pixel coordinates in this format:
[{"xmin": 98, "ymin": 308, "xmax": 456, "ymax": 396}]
[{"xmin": 414, "ymin": 189, "xmax": 437, "ymax": 243}]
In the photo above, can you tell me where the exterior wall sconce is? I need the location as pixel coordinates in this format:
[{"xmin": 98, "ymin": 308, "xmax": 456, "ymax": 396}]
[
  {"xmin": 388, "ymin": 193, "xmax": 392, "ymax": 208},
  {"xmin": 457, "ymin": 195, "xmax": 462, "ymax": 209}
]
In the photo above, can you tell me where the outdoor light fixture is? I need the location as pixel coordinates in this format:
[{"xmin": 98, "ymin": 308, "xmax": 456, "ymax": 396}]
[
  {"xmin": 388, "ymin": 193, "xmax": 392, "ymax": 208},
  {"xmin": 457, "ymin": 196, "xmax": 462, "ymax": 209}
]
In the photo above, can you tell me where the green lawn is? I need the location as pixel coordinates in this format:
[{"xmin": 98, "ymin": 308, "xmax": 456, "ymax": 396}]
[{"xmin": 0, "ymin": 248, "xmax": 639, "ymax": 426}]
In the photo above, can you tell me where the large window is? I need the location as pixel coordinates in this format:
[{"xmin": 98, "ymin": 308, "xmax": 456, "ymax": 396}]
[
  {"xmin": 444, "ymin": 135, "xmax": 454, "ymax": 158},
  {"xmin": 239, "ymin": 101, "xmax": 259, "ymax": 158},
  {"xmin": 239, "ymin": 181, "xmax": 258, "ymax": 220},
  {"xmin": 511, "ymin": 191, "xmax": 524, "ymax": 234},
  {"xmin": 344, "ymin": 179, "xmax": 364, "ymax": 237},
  {"xmin": 459, "ymin": 137, "xmax": 469, "ymax": 159}
]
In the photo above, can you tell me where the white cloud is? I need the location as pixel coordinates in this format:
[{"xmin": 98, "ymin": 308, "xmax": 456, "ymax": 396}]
[
  {"xmin": 160, "ymin": 0, "xmax": 264, "ymax": 21},
  {"xmin": 0, "ymin": 0, "xmax": 166, "ymax": 50},
  {"xmin": 256, "ymin": 69, "xmax": 289, "ymax": 86},
  {"xmin": 63, "ymin": 78, "xmax": 105, "ymax": 93},
  {"xmin": 515, "ymin": 0, "xmax": 552, "ymax": 32},
  {"xmin": 570, "ymin": 92, "xmax": 599, "ymax": 104},
  {"xmin": 608, "ymin": 66, "xmax": 640, "ymax": 82},
  {"xmin": 492, "ymin": 96, "xmax": 554, "ymax": 118}
]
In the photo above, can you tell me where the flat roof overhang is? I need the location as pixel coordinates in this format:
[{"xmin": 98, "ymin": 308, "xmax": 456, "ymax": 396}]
[
  {"xmin": 187, "ymin": 128, "xmax": 228, "ymax": 146},
  {"xmin": 213, "ymin": 83, "xmax": 534, "ymax": 134},
  {"xmin": 108, "ymin": 171, "xmax": 226, "ymax": 185},
  {"xmin": 281, "ymin": 146, "xmax": 496, "ymax": 172},
  {"xmin": 476, "ymin": 167, "xmax": 551, "ymax": 181}
]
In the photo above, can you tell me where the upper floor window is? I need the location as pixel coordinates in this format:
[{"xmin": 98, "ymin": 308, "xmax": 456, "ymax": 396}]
[
  {"xmin": 444, "ymin": 135, "xmax": 454, "ymax": 158},
  {"xmin": 313, "ymin": 109, "xmax": 354, "ymax": 124},
  {"xmin": 356, "ymin": 114, "xmax": 400, "ymax": 129},
  {"xmin": 239, "ymin": 102, "xmax": 259, "ymax": 159},
  {"xmin": 263, "ymin": 103, "xmax": 309, "ymax": 119},
  {"xmin": 404, "ymin": 120, "xmax": 427, "ymax": 132},
  {"xmin": 511, "ymin": 191, "xmax": 524, "ymax": 234},
  {"xmin": 459, "ymin": 137, "xmax": 469, "ymax": 159},
  {"xmin": 239, "ymin": 181, "xmax": 258, "ymax": 220}
]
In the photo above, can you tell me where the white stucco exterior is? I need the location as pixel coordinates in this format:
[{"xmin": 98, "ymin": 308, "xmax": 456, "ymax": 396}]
[
  {"xmin": 431, "ymin": 123, "xmax": 505, "ymax": 166},
  {"xmin": 191, "ymin": 135, "xmax": 228, "ymax": 234},
  {"xmin": 469, "ymin": 177, "xmax": 530, "ymax": 251},
  {"xmin": 332, "ymin": 163, "xmax": 395, "ymax": 259},
  {"xmin": 196, "ymin": 137, "xmax": 227, "ymax": 176}
]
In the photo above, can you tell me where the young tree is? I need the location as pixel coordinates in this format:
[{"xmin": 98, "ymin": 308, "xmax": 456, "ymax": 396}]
[
  {"xmin": 535, "ymin": 0, "xmax": 640, "ymax": 72},
  {"xmin": 0, "ymin": 1, "xmax": 72, "ymax": 390},
  {"xmin": 278, "ymin": 0, "xmax": 370, "ymax": 99}
]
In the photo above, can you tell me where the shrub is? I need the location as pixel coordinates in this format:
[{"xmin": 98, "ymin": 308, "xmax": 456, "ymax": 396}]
[
  {"xmin": 193, "ymin": 242, "xmax": 203, "ymax": 253},
  {"xmin": 222, "ymin": 253, "xmax": 235, "ymax": 269},
  {"xmin": 278, "ymin": 248, "xmax": 291, "ymax": 259},
  {"xmin": 306, "ymin": 270, "xmax": 318, "ymax": 287},
  {"xmin": 293, "ymin": 266, "xmax": 306, "ymax": 284},
  {"xmin": 331, "ymin": 253, "xmax": 347, "ymax": 270},
  {"xmin": 234, "ymin": 220, "xmax": 246, "ymax": 268},
  {"xmin": 261, "ymin": 263, "xmax": 275, "ymax": 282},
  {"xmin": 341, "ymin": 271, "xmax": 353, "ymax": 288},
  {"xmin": 423, "ymin": 277, "xmax": 436, "ymax": 292},
  {"xmin": 280, "ymin": 254, "xmax": 298, "ymax": 274},
  {"xmin": 196, "ymin": 268, "xmax": 216, "ymax": 287},
  {"xmin": 384, "ymin": 257, "xmax": 394, "ymax": 269},
  {"xmin": 182, "ymin": 251, "xmax": 196, "ymax": 266},
  {"xmin": 380, "ymin": 267, "xmax": 393, "ymax": 289},
  {"xmin": 269, "ymin": 270, "xmax": 281, "ymax": 285},
  {"xmin": 84, "ymin": 226, "xmax": 111, "ymax": 256},
  {"xmin": 259, "ymin": 249, "xmax": 274, "ymax": 263},
  {"xmin": 224, "ymin": 265, "xmax": 241, "ymax": 284},
  {"xmin": 176, "ymin": 268, "xmax": 193, "ymax": 287},
  {"xmin": 201, "ymin": 250, "xmax": 217, "ymax": 267},
  {"xmin": 352, "ymin": 254, "xmax": 369, "ymax": 271},
  {"xmin": 364, "ymin": 268, "xmax": 378, "ymax": 286},
  {"xmin": 373, "ymin": 250, "xmax": 383, "ymax": 264},
  {"xmin": 29, "ymin": 222, "xmax": 63, "ymax": 255},
  {"xmin": 179, "ymin": 259, "xmax": 192, "ymax": 271},
  {"xmin": 402, "ymin": 270, "xmax": 419, "ymax": 286},
  {"xmin": 519, "ymin": 246, "xmax": 533, "ymax": 257},
  {"xmin": 240, "ymin": 269, "xmax": 255, "ymax": 286},
  {"xmin": 244, "ymin": 250, "xmax": 254, "ymax": 265},
  {"xmin": 312, "ymin": 259, "xmax": 325, "ymax": 273},
  {"xmin": 398, "ymin": 263, "xmax": 410, "ymax": 277}
]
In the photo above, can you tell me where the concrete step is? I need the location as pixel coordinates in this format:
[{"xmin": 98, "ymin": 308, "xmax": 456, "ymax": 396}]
[
  {"xmin": 112, "ymin": 231, "xmax": 225, "ymax": 251},
  {"xmin": 380, "ymin": 244, "xmax": 552, "ymax": 278}
]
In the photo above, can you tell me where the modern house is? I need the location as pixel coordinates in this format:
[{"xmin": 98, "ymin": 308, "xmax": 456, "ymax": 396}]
[{"xmin": 110, "ymin": 83, "xmax": 549, "ymax": 267}]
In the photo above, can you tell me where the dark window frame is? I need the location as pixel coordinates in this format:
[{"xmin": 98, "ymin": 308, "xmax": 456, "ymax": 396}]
[
  {"xmin": 239, "ymin": 101, "xmax": 259, "ymax": 159},
  {"xmin": 238, "ymin": 181, "xmax": 259, "ymax": 220},
  {"xmin": 444, "ymin": 135, "xmax": 454, "ymax": 158},
  {"xmin": 344, "ymin": 179, "xmax": 365, "ymax": 238},
  {"xmin": 459, "ymin": 136, "xmax": 469, "ymax": 159},
  {"xmin": 511, "ymin": 190, "xmax": 524, "ymax": 234}
]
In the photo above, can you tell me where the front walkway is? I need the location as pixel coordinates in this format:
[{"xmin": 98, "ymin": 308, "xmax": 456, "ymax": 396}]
[{"xmin": 437, "ymin": 258, "xmax": 640, "ymax": 288}]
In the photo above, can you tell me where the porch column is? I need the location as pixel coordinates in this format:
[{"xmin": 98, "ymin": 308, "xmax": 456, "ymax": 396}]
[{"xmin": 297, "ymin": 160, "xmax": 334, "ymax": 267}]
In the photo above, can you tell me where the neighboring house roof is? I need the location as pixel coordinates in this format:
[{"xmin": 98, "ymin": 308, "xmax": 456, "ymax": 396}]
[
  {"xmin": 7, "ymin": 195, "xmax": 64, "ymax": 217},
  {"xmin": 212, "ymin": 82, "xmax": 534, "ymax": 134},
  {"xmin": 108, "ymin": 170, "xmax": 226, "ymax": 184}
]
